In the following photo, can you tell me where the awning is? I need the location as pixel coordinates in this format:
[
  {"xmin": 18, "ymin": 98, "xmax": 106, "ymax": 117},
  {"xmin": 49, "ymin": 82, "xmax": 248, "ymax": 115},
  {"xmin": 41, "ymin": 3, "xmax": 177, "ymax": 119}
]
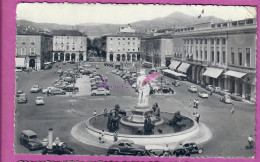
[
  {"xmin": 15, "ymin": 57, "xmax": 26, "ymax": 68},
  {"xmin": 224, "ymin": 70, "xmax": 247, "ymax": 78},
  {"xmin": 177, "ymin": 62, "xmax": 191, "ymax": 73},
  {"xmin": 203, "ymin": 67, "xmax": 223, "ymax": 79},
  {"xmin": 162, "ymin": 69, "xmax": 187, "ymax": 77},
  {"xmin": 169, "ymin": 60, "xmax": 181, "ymax": 70}
]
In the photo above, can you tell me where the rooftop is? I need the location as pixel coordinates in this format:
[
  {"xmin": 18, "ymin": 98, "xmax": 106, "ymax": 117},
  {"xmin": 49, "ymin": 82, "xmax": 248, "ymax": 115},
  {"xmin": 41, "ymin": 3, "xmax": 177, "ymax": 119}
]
[{"xmin": 51, "ymin": 30, "xmax": 86, "ymax": 36}]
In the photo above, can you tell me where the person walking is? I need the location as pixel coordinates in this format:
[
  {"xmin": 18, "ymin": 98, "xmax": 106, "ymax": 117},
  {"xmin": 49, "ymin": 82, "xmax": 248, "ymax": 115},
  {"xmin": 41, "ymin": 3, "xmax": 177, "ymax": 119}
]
[
  {"xmin": 113, "ymin": 131, "xmax": 118, "ymax": 142},
  {"xmin": 196, "ymin": 113, "xmax": 200, "ymax": 123},
  {"xmin": 189, "ymin": 99, "xmax": 192, "ymax": 108},
  {"xmin": 93, "ymin": 110, "xmax": 97, "ymax": 120},
  {"xmin": 230, "ymin": 103, "xmax": 235, "ymax": 114},
  {"xmin": 248, "ymin": 135, "xmax": 254, "ymax": 149}
]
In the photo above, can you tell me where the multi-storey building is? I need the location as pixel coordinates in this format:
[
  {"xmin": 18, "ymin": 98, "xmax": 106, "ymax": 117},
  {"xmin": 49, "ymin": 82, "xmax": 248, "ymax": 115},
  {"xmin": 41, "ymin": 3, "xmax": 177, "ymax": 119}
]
[
  {"xmin": 170, "ymin": 18, "xmax": 257, "ymax": 102},
  {"xmin": 52, "ymin": 30, "xmax": 87, "ymax": 62},
  {"xmin": 16, "ymin": 32, "xmax": 53, "ymax": 70},
  {"xmin": 103, "ymin": 32, "xmax": 143, "ymax": 62},
  {"xmin": 140, "ymin": 35, "xmax": 173, "ymax": 67}
]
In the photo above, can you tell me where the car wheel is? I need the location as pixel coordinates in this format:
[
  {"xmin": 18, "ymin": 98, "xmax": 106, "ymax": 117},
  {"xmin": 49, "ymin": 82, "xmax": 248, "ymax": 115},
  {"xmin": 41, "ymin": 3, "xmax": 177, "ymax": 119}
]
[
  {"xmin": 198, "ymin": 149, "xmax": 203, "ymax": 154},
  {"xmin": 136, "ymin": 151, "xmax": 142, "ymax": 156},
  {"xmin": 113, "ymin": 150, "xmax": 119, "ymax": 155},
  {"xmin": 62, "ymin": 92, "xmax": 65, "ymax": 95},
  {"xmin": 20, "ymin": 139, "xmax": 24, "ymax": 145},
  {"xmin": 92, "ymin": 93, "xmax": 96, "ymax": 96}
]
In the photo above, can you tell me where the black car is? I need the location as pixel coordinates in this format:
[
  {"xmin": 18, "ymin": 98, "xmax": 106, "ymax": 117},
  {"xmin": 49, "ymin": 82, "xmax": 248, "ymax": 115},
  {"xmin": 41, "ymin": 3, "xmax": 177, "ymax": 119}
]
[
  {"xmin": 42, "ymin": 142, "xmax": 75, "ymax": 155},
  {"xmin": 173, "ymin": 143, "xmax": 203, "ymax": 157},
  {"xmin": 108, "ymin": 139, "xmax": 146, "ymax": 156}
]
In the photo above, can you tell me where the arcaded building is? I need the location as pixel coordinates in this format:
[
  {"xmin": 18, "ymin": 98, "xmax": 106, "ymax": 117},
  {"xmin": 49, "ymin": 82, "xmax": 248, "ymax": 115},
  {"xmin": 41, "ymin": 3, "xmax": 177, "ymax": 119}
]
[
  {"xmin": 52, "ymin": 30, "xmax": 87, "ymax": 62},
  {"xmin": 170, "ymin": 18, "xmax": 257, "ymax": 102},
  {"xmin": 16, "ymin": 33, "xmax": 53, "ymax": 70}
]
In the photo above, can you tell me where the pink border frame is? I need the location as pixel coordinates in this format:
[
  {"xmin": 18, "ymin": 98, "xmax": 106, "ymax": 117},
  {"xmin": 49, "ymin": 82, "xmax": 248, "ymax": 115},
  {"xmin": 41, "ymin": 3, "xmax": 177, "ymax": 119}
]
[{"xmin": 1, "ymin": 0, "xmax": 259, "ymax": 161}]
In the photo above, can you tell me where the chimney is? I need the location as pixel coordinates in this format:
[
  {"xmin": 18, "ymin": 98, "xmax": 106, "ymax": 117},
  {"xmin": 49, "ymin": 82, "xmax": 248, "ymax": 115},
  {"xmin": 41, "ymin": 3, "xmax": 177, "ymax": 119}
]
[{"xmin": 47, "ymin": 128, "xmax": 53, "ymax": 149}]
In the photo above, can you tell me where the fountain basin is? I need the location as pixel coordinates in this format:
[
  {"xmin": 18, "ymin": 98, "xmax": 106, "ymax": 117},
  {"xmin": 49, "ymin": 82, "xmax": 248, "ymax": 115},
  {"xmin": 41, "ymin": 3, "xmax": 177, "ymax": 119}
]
[{"xmin": 85, "ymin": 112, "xmax": 200, "ymax": 145}]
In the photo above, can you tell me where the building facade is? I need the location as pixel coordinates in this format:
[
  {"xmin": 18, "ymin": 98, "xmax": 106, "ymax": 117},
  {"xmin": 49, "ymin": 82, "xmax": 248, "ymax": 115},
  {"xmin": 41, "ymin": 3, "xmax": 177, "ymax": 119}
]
[
  {"xmin": 52, "ymin": 30, "xmax": 87, "ymax": 62},
  {"xmin": 16, "ymin": 34, "xmax": 53, "ymax": 70},
  {"xmin": 141, "ymin": 35, "xmax": 173, "ymax": 67},
  {"xmin": 170, "ymin": 18, "xmax": 257, "ymax": 102},
  {"xmin": 103, "ymin": 33, "xmax": 143, "ymax": 62}
]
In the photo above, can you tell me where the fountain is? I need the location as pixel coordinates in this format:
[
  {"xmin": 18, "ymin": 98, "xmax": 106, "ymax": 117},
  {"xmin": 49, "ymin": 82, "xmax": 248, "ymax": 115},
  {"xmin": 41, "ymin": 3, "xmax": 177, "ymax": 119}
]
[{"xmin": 71, "ymin": 69, "xmax": 212, "ymax": 147}]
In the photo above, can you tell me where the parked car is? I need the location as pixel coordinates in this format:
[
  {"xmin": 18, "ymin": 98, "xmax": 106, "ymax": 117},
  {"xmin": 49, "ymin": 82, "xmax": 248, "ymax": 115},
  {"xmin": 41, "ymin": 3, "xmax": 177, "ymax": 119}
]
[
  {"xmin": 220, "ymin": 95, "xmax": 232, "ymax": 104},
  {"xmin": 214, "ymin": 87, "xmax": 221, "ymax": 93},
  {"xmin": 164, "ymin": 80, "xmax": 171, "ymax": 85},
  {"xmin": 112, "ymin": 69, "xmax": 117, "ymax": 74},
  {"xmin": 42, "ymin": 87, "xmax": 57, "ymax": 94},
  {"xmin": 219, "ymin": 89, "xmax": 231, "ymax": 96},
  {"xmin": 205, "ymin": 85, "xmax": 213, "ymax": 91},
  {"xmin": 230, "ymin": 93, "xmax": 243, "ymax": 101},
  {"xmin": 15, "ymin": 68, "xmax": 23, "ymax": 72},
  {"xmin": 49, "ymin": 88, "xmax": 66, "ymax": 95},
  {"xmin": 198, "ymin": 91, "xmax": 209, "ymax": 98},
  {"xmin": 20, "ymin": 130, "xmax": 43, "ymax": 151},
  {"xmin": 107, "ymin": 139, "xmax": 146, "ymax": 156},
  {"xmin": 91, "ymin": 88, "xmax": 110, "ymax": 96},
  {"xmin": 35, "ymin": 96, "xmax": 45, "ymax": 105},
  {"xmin": 172, "ymin": 80, "xmax": 181, "ymax": 87},
  {"xmin": 157, "ymin": 87, "xmax": 174, "ymax": 94},
  {"xmin": 16, "ymin": 89, "xmax": 24, "ymax": 97},
  {"xmin": 17, "ymin": 93, "xmax": 27, "ymax": 103},
  {"xmin": 42, "ymin": 142, "xmax": 75, "ymax": 155},
  {"xmin": 149, "ymin": 68, "xmax": 156, "ymax": 74},
  {"xmin": 173, "ymin": 143, "xmax": 203, "ymax": 157},
  {"xmin": 63, "ymin": 85, "xmax": 79, "ymax": 92},
  {"xmin": 30, "ymin": 85, "xmax": 42, "ymax": 93},
  {"xmin": 188, "ymin": 86, "xmax": 198, "ymax": 93}
]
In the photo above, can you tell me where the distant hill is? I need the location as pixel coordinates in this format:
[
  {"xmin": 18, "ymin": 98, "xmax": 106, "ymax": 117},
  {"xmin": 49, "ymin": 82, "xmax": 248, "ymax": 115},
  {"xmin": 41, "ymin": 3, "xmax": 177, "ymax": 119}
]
[{"xmin": 17, "ymin": 12, "xmax": 224, "ymax": 37}]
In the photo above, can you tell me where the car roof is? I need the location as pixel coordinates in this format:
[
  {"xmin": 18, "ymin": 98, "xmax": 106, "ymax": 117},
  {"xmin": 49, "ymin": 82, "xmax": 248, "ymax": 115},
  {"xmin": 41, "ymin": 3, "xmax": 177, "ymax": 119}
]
[
  {"xmin": 37, "ymin": 96, "xmax": 43, "ymax": 99},
  {"xmin": 22, "ymin": 130, "xmax": 37, "ymax": 136}
]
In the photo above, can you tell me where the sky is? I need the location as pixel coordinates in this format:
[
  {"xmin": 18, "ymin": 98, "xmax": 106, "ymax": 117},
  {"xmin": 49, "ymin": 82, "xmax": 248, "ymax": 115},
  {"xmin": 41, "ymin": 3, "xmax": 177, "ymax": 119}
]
[{"xmin": 16, "ymin": 3, "xmax": 256, "ymax": 25}]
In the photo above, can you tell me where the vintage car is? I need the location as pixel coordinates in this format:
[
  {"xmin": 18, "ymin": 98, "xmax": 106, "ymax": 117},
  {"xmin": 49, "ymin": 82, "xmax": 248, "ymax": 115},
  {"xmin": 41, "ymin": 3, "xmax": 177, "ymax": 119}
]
[
  {"xmin": 30, "ymin": 85, "xmax": 42, "ymax": 93},
  {"xmin": 20, "ymin": 130, "xmax": 43, "ymax": 151},
  {"xmin": 188, "ymin": 86, "xmax": 198, "ymax": 93},
  {"xmin": 214, "ymin": 87, "xmax": 221, "ymax": 93},
  {"xmin": 42, "ymin": 142, "xmax": 75, "ymax": 155},
  {"xmin": 49, "ymin": 88, "xmax": 66, "ymax": 95},
  {"xmin": 107, "ymin": 139, "xmax": 146, "ymax": 156},
  {"xmin": 16, "ymin": 89, "xmax": 24, "ymax": 97},
  {"xmin": 158, "ymin": 87, "xmax": 174, "ymax": 94},
  {"xmin": 91, "ymin": 88, "xmax": 110, "ymax": 96},
  {"xmin": 172, "ymin": 80, "xmax": 181, "ymax": 87},
  {"xmin": 42, "ymin": 87, "xmax": 57, "ymax": 94},
  {"xmin": 17, "ymin": 93, "xmax": 27, "ymax": 103},
  {"xmin": 220, "ymin": 95, "xmax": 232, "ymax": 104},
  {"xmin": 173, "ymin": 142, "xmax": 203, "ymax": 157},
  {"xmin": 205, "ymin": 85, "xmax": 214, "ymax": 91},
  {"xmin": 219, "ymin": 89, "xmax": 231, "ymax": 96},
  {"xmin": 230, "ymin": 93, "xmax": 243, "ymax": 101},
  {"xmin": 35, "ymin": 96, "xmax": 45, "ymax": 105},
  {"xmin": 198, "ymin": 91, "xmax": 209, "ymax": 98}
]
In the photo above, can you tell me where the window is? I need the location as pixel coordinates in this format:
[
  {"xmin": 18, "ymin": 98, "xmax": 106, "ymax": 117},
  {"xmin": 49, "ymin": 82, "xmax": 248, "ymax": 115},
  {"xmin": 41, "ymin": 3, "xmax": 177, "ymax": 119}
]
[
  {"xmin": 128, "ymin": 38, "xmax": 130, "ymax": 40},
  {"xmin": 184, "ymin": 40, "xmax": 186, "ymax": 44},
  {"xmin": 200, "ymin": 51, "xmax": 203, "ymax": 59},
  {"xmin": 21, "ymin": 38, "xmax": 26, "ymax": 44},
  {"xmin": 187, "ymin": 40, "xmax": 189, "ymax": 44},
  {"xmin": 196, "ymin": 50, "xmax": 198, "ymax": 59},
  {"xmin": 133, "ymin": 38, "xmax": 135, "ymax": 40},
  {"xmin": 204, "ymin": 51, "xmax": 207, "ymax": 60},
  {"xmin": 133, "ymin": 49, "xmax": 135, "ymax": 51},
  {"xmin": 211, "ymin": 51, "xmax": 214, "ymax": 62},
  {"xmin": 231, "ymin": 48, "xmax": 235, "ymax": 64},
  {"xmin": 128, "ymin": 49, "xmax": 130, "ymax": 51},
  {"xmin": 211, "ymin": 39, "xmax": 214, "ymax": 44},
  {"xmin": 67, "ymin": 45, "xmax": 69, "ymax": 50},
  {"xmin": 191, "ymin": 39, "xmax": 193, "ymax": 44},
  {"xmin": 238, "ymin": 48, "xmax": 242, "ymax": 65},
  {"xmin": 72, "ymin": 45, "xmax": 75, "ymax": 50},
  {"xmin": 118, "ymin": 42, "xmax": 120, "ymax": 45},
  {"xmin": 216, "ymin": 51, "xmax": 220, "ymax": 63},
  {"xmin": 222, "ymin": 38, "xmax": 226, "ymax": 45},
  {"xmin": 246, "ymin": 48, "xmax": 251, "ymax": 67},
  {"xmin": 67, "ymin": 37, "xmax": 69, "ymax": 39},
  {"xmin": 123, "ymin": 38, "xmax": 125, "ymax": 40},
  {"xmin": 204, "ymin": 39, "xmax": 207, "ymax": 44},
  {"xmin": 21, "ymin": 48, "xmax": 26, "ymax": 55},
  {"xmin": 30, "ymin": 48, "xmax": 35, "ymax": 55},
  {"xmin": 216, "ymin": 38, "xmax": 219, "ymax": 45},
  {"xmin": 118, "ymin": 38, "xmax": 120, "ymax": 40},
  {"xmin": 200, "ymin": 39, "xmax": 203, "ymax": 44},
  {"xmin": 133, "ymin": 42, "xmax": 135, "ymax": 45},
  {"xmin": 222, "ymin": 51, "xmax": 226, "ymax": 63},
  {"xmin": 128, "ymin": 42, "xmax": 130, "ymax": 45},
  {"xmin": 30, "ymin": 38, "xmax": 35, "ymax": 45},
  {"xmin": 110, "ymin": 38, "xmax": 113, "ymax": 40},
  {"xmin": 138, "ymin": 48, "xmax": 140, "ymax": 51},
  {"xmin": 118, "ymin": 48, "xmax": 120, "ymax": 51}
]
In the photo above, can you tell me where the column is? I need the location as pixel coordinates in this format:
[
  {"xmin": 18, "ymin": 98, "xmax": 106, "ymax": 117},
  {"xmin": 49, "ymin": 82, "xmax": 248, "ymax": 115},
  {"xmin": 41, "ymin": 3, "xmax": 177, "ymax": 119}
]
[
  {"xmin": 192, "ymin": 66, "xmax": 195, "ymax": 81},
  {"xmin": 69, "ymin": 54, "xmax": 72, "ymax": 61},
  {"xmin": 198, "ymin": 39, "xmax": 201, "ymax": 60},
  {"xmin": 52, "ymin": 53, "xmax": 55, "ymax": 62},
  {"xmin": 235, "ymin": 79, "xmax": 238, "ymax": 94},
  {"xmin": 83, "ymin": 52, "xmax": 87, "ymax": 61},
  {"xmin": 130, "ymin": 54, "xmax": 132, "ymax": 62},
  {"xmin": 113, "ymin": 54, "xmax": 116, "ymax": 62},
  {"xmin": 76, "ymin": 53, "xmax": 79, "ymax": 62},
  {"xmin": 242, "ymin": 82, "xmax": 246, "ymax": 98},
  {"xmin": 251, "ymin": 85, "xmax": 256, "ymax": 102},
  {"xmin": 224, "ymin": 77, "xmax": 228, "ymax": 90},
  {"xmin": 202, "ymin": 38, "xmax": 205, "ymax": 61},
  {"xmin": 219, "ymin": 38, "xmax": 222, "ymax": 65},
  {"xmin": 58, "ymin": 53, "xmax": 60, "ymax": 61},
  {"xmin": 214, "ymin": 38, "xmax": 217, "ymax": 65}
]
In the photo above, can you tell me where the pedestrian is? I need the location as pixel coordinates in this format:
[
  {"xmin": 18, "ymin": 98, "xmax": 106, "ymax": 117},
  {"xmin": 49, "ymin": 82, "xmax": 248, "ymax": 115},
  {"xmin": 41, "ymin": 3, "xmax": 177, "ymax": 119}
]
[
  {"xmin": 113, "ymin": 131, "xmax": 118, "ymax": 142},
  {"xmin": 47, "ymin": 90, "xmax": 50, "ymax": 97},
  {"xmin": 16, "ymin": 76, "xmax": 19, "ymax": 81},
  {"xmin": 93, "ymin": 110, "xmax": 97, "ymax": 120},
  {"xmin": 189, "ymin": 99, "xmax": 192, "ymax": 108},
  {"xmin": 27, "ymin": 69, "xmax": 29, "ymax": 74},
  {"xmin": 196, "ymin": 113, "xmax": 200, "ymax": 123},
  {"xmin": 248, "ymin": 135, "xmax": 254, "ymax": 149},
  {"xmin": 103, "ymin": 108, "xmax": 107, "ymax": 117},
  {"xmin": 99, "ymin": 130, "xmax": 106, "ymax": 144},
  {"xmin": 230, "ymin": 103, "xmax": 235, "ymax": 114},
  {"xmin": 193, "ymin": 113, "xmax": 197, "ymax": 121}
]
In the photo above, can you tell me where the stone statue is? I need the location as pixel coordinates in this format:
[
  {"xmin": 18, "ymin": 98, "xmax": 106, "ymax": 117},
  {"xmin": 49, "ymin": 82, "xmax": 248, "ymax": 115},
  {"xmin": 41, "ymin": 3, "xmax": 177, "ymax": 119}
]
[{"xmin": 137, "ymin": 69, "xmax": 150, "ymax": 106}]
